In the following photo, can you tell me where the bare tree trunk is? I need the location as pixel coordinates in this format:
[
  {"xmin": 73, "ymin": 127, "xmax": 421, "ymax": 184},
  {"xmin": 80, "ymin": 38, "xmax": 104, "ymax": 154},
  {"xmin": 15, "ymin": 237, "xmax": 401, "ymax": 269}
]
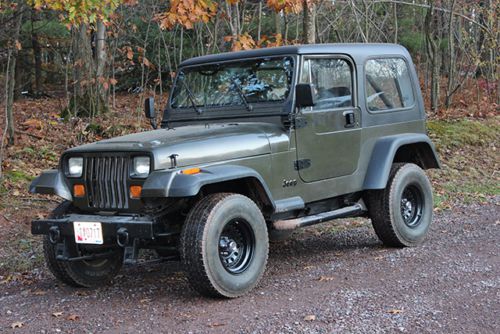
[
  {"xmin": 95, "ymin": 20, "xmax": 107, "ymax": 114},
  {"xmin": 179, "ymin": 27, "xmax": 184, "ymax": 62},
  {"xmin": 275, "ymin": 10, "xmax": 282, "ymax": 36},
  {"xmin": 31, "ymin": 7, "xmax": 43, "ymax": 95},
  {"xmin": 96, "ymin": 21, "xmax": 106, "ymax": 79},
  {"xmin": 257, "ymin": 1, "xmax": 262, "ymax": 41},
  {"xmin": 445, "ymin": 0, "xmax": 456, "ymax": 108},
  {"xmin": 425, "ymin": 2, "xmax": 441, "ymax": 112},
  {"xmin": 5, "ymin": 9, "xmax": 23, "ymax": 145},
  {"xmin": 66, "ymin": 24, "xmax": 105, "ymax": 118},
  {"xmin": 1, "ymin": 49, "xmax": 12, "ymax": 180},
  {"xmin": 303, "ymin": 0, "xmax": 316, "ymax": 44},
  {"xmin": 393, "ymin": 2, "xmax": 398, "ymax": 43}
]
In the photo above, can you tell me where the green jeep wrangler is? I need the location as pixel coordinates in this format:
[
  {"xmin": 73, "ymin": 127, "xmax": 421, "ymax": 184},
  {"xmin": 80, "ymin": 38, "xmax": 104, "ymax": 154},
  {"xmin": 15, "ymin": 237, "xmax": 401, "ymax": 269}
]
[{"xmin": 31, "ymin": 44, "xmax": 440, "ymax": 298}]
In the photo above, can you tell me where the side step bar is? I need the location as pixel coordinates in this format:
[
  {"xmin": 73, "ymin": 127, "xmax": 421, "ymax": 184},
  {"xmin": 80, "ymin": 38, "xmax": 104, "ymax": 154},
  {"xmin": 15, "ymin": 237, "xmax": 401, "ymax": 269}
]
[{"xmin": 273, "ymin": 203, "xmax": 366, "ymax": 231}]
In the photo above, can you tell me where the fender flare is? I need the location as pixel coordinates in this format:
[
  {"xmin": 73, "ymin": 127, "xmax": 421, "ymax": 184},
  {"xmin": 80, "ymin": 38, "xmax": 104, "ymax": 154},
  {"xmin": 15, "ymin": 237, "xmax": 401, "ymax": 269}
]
[
  {"xmin": 29, "ymin": 170, "xmax": 72, "ymax": 200},
  {"xmin": 141, "ymin": 164, "xmax": 276, "ymax": 210},
  {"xmin": 363, "ymin": 133, "xmax": 441, "ymax": 190}
]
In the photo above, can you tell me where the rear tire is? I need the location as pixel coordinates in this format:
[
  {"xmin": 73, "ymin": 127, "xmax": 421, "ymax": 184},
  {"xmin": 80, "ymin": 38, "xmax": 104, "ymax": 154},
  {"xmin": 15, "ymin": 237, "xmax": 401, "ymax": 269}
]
[
  {"xmin": 366, "ymin": 163, "xmax": 434, "ymax": 247},
  {"xmin": 180, "ymin": 193, "xmax": 269, "ymax": 298}
]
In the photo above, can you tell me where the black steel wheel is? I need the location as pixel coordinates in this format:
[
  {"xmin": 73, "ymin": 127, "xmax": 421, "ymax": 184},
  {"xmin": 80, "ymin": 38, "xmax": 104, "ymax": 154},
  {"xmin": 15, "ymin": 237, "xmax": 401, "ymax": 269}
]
[
  {"xmin": 400, "ymin": 185, "xmax": 424, "ymax": 228},
  {"xmin": 180, "ymin": 193, "xmax": 269, "ymax": 298},
  {"xmin": 366, "ymin": 163, "xmax": 434, "ymax": 247},
  {"xmin": 219, "ymin": 219, "xmax": 255, "ymax": 274}
]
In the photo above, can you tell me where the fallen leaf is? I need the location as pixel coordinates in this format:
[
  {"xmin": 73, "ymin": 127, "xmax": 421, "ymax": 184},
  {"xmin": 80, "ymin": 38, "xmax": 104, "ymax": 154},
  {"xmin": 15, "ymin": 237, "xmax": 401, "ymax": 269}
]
[
  {"xmin": 318, "ymin": 276, "xmax": 334, "ymax": 282},
  {"xmin": 304, "ymin": 314, "xmax": 316, "ymax": 321},
  {"xmin": 67, "ymin": 314, "xmax": 80, "ymax": 321},
  {"xmin": 52, "ymin": 311, "xmax": 63, "ymax": 317},
  {"xmin": 208, "ymin": 322, "xmax": 225, "ymax": 327},
  {"xmin": 1, "ymin": 275, "xmax": 13, "ymax": 284},
  {"xmin": 11, "ymin": 321, "xmax": 24, "ymax": 329},
  {"xmin": 75, "ymin": 290, "xmax": 88, "ymax": 296},
  {"xmin": 388, "ymin": 309, "xmax": 403, "ymax": 314},
  {"xmin": 32, "ymin": 290, "xmax": 47, "ymax": 296}
]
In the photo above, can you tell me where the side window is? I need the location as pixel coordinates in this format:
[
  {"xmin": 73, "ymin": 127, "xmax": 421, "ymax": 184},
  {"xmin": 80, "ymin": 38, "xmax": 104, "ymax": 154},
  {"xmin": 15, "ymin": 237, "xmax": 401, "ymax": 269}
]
[
  {"xmin": 301, "ymin": 58, "xmax": 353, "ymax": 110},
  {"xmin": 365, "ymin": 58, "xmax": 415, "ymax": 111},
  {"xmin": 300, "ymin": 59, "xmax": 310, "ymax": 83}
]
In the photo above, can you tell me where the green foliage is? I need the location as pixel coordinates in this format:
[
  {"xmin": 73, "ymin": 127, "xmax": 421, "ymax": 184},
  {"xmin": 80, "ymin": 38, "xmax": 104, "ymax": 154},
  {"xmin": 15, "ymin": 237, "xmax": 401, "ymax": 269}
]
[
  {"xmin": 18, "ymin": 146, "xmax": 59, "ymax": 162},
  {"xmin": 4, "ymin": 170, "xmax": 34, "ymax": 184},
  {"xmin": 428, "ymin": 119, "xmax": 499, "ymax": 149},
  {"xmin": 399, "ymin": 31, "xmax": 425, "ymax": 55},
  {"xmin": 21, "ymin": 19, "xmax": 70, "ymax": 38}
]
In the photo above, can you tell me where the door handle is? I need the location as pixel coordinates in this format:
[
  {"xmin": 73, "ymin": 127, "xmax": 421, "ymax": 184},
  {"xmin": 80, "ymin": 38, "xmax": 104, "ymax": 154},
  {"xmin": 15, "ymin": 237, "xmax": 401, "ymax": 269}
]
[{"xmin": 343, "ymin": 111, "xmax": 355, "ymax": 128}]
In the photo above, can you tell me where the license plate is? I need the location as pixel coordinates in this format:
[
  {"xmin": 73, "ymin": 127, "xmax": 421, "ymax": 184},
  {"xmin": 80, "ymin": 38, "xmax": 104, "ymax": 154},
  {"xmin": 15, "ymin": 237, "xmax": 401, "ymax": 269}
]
[{"xmin": 73, "ymin": 222, "xmax": 103, "ymax": 245}]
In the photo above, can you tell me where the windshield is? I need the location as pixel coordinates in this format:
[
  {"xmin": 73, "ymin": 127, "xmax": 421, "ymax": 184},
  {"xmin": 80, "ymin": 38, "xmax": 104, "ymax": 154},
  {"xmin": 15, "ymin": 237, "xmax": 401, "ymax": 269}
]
[{"xmin": 170, "ymin": 56, "xmax": 294, "ymax": 110}]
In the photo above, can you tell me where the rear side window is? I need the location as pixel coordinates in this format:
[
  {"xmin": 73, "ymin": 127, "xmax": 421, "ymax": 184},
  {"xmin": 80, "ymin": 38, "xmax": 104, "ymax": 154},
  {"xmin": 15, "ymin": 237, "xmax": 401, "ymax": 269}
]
[{"xmin": 365, "ymin": 58, "xmax": 415, "ymax": 111}]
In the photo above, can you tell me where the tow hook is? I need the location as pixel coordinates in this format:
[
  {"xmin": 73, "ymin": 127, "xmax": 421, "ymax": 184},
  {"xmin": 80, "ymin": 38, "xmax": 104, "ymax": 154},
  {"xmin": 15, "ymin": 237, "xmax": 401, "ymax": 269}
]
[
  {"xmin": 48, "ymin": 226, "xmax": 61, "ymax": 244},
  {"xmin": 116, "ymin": 228, "xmax": 129, "ymax": 247}
]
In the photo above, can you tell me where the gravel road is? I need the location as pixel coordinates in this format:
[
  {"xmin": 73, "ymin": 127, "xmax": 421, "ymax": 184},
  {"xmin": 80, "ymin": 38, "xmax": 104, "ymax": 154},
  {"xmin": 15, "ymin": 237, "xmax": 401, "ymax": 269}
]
[{"xmin": 1, "ymin": 200, "xmax": 498, "ymax": 334}]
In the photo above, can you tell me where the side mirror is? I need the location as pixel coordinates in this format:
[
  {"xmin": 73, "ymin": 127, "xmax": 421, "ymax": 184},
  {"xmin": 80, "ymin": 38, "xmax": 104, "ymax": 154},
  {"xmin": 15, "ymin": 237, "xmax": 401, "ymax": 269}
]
[
  {"xmin": 295, "ymin": 83, "xmax": 317, "ymax": 108},
  {"xmin": 144, "ymin": 97, "xmax": 157, "ymax": 129}
]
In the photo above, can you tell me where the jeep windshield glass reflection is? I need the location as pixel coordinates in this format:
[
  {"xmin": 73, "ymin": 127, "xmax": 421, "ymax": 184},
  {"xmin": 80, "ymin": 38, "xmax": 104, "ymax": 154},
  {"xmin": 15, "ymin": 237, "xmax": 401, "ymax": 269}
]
[{"xmin": 170, "ymin": 57, "xmax": 294, "ymax": 110}]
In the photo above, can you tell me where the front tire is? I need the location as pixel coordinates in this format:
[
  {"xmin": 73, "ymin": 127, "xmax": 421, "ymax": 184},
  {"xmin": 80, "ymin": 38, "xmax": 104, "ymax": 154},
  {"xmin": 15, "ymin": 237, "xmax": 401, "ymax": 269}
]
[
  {"xmin": 367, "ymin": 163, "xmax": 434, "ymax": 247},
  {"xmin": 180, "ymin": 193, "xmax": 269, "ymax": 298},
  {"xmin": 43, "ymin": 202, "xmax": 123, "ymax": 288}
]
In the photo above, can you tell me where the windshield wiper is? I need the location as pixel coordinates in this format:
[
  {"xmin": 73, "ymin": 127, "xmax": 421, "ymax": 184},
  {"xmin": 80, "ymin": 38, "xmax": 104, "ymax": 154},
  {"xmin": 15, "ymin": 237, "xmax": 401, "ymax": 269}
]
[
  {"xmin": 230, "ymin": 77, "xmax": 253, "ymax": 111},
  {"xmin": 181, "ymin": 79, "xmax": 203, "ymax": 114}
]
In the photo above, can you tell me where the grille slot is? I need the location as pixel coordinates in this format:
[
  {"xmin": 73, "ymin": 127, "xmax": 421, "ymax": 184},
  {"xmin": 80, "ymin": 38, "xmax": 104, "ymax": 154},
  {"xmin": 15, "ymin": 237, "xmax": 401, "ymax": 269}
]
[{"xmin": 85, "ymin": 156, "xmax": 129, "ymax": 209}]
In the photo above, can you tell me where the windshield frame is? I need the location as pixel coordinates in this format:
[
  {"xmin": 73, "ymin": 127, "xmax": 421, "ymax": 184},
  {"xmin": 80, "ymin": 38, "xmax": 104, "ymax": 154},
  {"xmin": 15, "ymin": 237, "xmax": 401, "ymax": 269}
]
[{"xmin": 165, "ymin": 54, "xmax": 298, "ymax": 121}]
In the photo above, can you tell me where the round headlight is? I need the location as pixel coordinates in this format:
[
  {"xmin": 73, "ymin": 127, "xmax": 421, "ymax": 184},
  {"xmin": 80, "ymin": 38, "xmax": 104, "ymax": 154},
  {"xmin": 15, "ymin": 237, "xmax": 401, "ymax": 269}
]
[
  {"xmin": 68, "ymin": 157, "xmax": 83, "ymax": 177},
  {"xmin": 133, "ymin": 157, "xmax": 150, "ymax": 177}
]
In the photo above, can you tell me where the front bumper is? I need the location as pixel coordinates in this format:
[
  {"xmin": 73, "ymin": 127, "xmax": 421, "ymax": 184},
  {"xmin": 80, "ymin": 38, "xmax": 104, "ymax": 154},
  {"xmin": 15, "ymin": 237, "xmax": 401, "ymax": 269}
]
[{"xmin": 32, "ymin": 214, "xmax": 156, "ymax": 243}]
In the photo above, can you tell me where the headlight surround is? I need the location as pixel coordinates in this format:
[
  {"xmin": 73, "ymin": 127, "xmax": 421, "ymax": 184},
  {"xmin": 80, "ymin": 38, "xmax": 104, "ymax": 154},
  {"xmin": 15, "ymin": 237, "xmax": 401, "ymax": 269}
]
[
  {"xmin": 67, "ymin": 157, "xmax": 84, "ymax": 177},
  {"xmin": 132, "ymin": 156, "xmax": 150, "ymax": 178}
]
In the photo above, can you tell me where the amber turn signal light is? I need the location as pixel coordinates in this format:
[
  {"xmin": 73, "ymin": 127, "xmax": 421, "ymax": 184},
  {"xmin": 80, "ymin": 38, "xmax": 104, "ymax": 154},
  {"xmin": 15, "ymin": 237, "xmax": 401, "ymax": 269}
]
[
  {"xmin": 73, "ymin": 184, "xmax": 85, "ymax": 197},
  {"xmin": 130, "ymin": 185, "xmax": 142, "ymax": 199},
  {"xmin": 181, "ymin": 167, "xmax": 201, "ymax": 175}
]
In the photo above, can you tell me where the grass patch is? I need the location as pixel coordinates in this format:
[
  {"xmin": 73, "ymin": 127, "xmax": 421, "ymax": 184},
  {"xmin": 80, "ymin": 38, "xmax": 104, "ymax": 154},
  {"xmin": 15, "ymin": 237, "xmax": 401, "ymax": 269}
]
[
  {"xmin": 4, "ymin": 170, "xmax": 34, "ymax": 183},
  {"xmin": 428, "ymin": 118, "xmax": 499, "ymax": 149},
  {"xmin": 16, "ymin": 145, "xmax": 59, "ymax": 162},
  {"xmin": 428, "ymin": 117, "xmax": 499, "ymax": 210}
]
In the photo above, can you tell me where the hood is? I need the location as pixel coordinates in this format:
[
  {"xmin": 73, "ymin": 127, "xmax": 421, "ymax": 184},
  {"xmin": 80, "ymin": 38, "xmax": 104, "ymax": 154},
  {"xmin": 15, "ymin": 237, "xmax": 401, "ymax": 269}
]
[{"xmin": 66, "ymin": 123, "xmax": 288, "ymax": 169}]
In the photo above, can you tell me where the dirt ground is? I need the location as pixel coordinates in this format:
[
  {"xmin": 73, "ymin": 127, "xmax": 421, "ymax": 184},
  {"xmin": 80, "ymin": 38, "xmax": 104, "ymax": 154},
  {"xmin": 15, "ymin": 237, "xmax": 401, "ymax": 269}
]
[{"xmin": 0, "ymin": 197, "xmax": 498, "ymax": 334}]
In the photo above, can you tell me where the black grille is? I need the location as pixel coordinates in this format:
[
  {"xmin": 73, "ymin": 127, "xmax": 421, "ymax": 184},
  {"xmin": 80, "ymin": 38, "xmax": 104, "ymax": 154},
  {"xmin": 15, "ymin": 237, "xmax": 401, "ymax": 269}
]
[{"xmin": 85, "ymin": 156, "xmax": 129, "ymax": 209}]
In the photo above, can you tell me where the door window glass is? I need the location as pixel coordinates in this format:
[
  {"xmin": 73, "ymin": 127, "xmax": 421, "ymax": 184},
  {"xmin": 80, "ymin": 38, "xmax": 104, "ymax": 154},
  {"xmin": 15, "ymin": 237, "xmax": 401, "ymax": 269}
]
[
  {"xmin": 308, "ymin": 58, "xmax": 353, "ymax": 110},
  {"xmin": 365, "ymin": 58, "xmax": 415, "ymax": 111}
]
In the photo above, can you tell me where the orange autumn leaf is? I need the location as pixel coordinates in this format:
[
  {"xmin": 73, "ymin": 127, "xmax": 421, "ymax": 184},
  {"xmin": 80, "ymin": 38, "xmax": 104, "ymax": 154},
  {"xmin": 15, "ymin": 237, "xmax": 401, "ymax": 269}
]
[{"xmin": 155, "ymin": 0, "xmax": 218, "ymax": 30}]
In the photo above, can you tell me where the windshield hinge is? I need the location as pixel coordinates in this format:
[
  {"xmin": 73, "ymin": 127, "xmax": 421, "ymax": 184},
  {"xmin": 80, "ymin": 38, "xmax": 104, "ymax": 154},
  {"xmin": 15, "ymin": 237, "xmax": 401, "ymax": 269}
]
[{"xmin": 294, "ymin": 159, "xmax": 311, "ymax": 171}]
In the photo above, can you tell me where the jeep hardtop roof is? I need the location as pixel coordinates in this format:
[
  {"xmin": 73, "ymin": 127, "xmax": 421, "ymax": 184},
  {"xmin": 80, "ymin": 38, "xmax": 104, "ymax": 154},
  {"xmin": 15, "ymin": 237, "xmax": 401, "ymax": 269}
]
[{"xmin": 180, "ymin": 43, "xmax": 410, "ymax": 67}]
